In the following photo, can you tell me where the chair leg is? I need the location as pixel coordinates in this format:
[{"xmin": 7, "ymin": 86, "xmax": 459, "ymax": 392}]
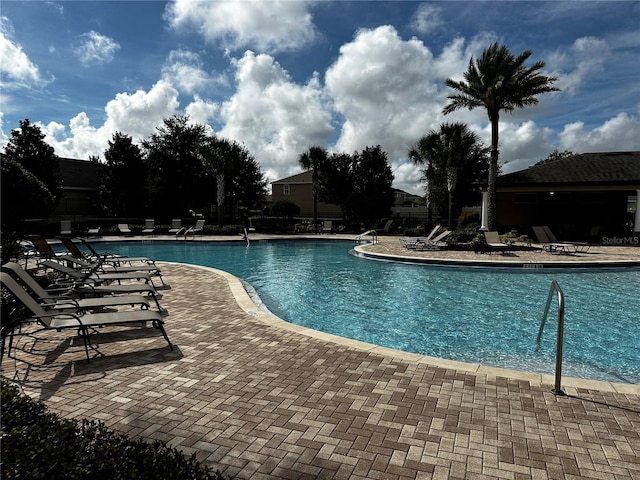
[{"xmin": 152, "ymin": 321, "xmax": 173, "ymax": 351}]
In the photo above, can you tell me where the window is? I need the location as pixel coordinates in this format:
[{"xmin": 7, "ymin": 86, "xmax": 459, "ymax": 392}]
[{"xmin": 283, "ymin": 184, "xmax": 290, "ymax": 195}]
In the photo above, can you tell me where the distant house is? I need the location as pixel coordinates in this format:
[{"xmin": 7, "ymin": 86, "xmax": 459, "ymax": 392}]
[
  {"xmin": 271, "ymin": 170, "xmax": 342, "ymax": 219},
  {"xmin": 492, "ymin": 151, "xmax": 640, "ymax": 242},
  {"xmin": 52, "ymin": 157, "xmax": 104, "ymax": 219}
]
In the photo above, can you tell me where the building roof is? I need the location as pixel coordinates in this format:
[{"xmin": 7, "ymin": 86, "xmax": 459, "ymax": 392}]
[
  {"xmin": 59, "ymin": 157, "xmax": 104, "ymax": 191},
  {"xmin": 497, "ymin": 151, "xmax": 640, "ymax": 187},
  {"xmin": 271, "ymin": 170, "xmax": 312, "ymax": 185}
]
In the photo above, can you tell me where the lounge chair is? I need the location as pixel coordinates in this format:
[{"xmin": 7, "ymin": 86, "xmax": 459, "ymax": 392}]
[
  {"xmin": 416, "ymin": 230, "xmax": 451, "ymax": 250},
  {"xmin": 543, "ymin": 226, "xmax": 590, "ymax": 253},
  {"xmin": 168, "ymin": 219, "xmax": 183, "ymax": 235},
  {"xmin": 399, "ymin": 225, "xmax": 441, "ymax": 250},
  {"xmin": 142, "ymin": 219, "xmax": 155, "ymax": 235},
  {"xmin": 117, "ymin": 223, "xmax": 132, "ymax": 235},
  {"xmin": 2, "ymin": 262, "xmax": 156, "ymax": 313},
  {"xmin": 184, "ymin": 219, "xmax": 205, "ymax": 239},
  {"xmin": 78, "ymin": 239, "xmax": 155, "ymax": 266},
  {"xmin": 25, "ymin": 236, "xmax": 62, "ymax": 259},
  {"xmin": 60, "ymin": 220, "xmax": 72, "ymax": 236},
  {"xmin": 86, "ymin": 226, "xmax": 101, "ymax": 237},
  {"xmin": 531, "ymin": 226, "xmax": 573, "ymax": 254},
  {"xmin": 321, "ymin": 221, "xmax": 333, "ymax": 234},
  {"xmin": 482, "ymin": 231, "xmax": 509, "ymax": 254},
  {"xmin": 0, "ymin": 272, "xmax": 172, "ymax": 362}
]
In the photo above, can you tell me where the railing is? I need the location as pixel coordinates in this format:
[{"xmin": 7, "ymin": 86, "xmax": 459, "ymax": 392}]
[
  {"xmin": 537, "ymin": 280, "xmax": 566, "ymax": 395},
  {"xmin": 243, "ymin": 228, "xmax": 250, "ymax": 246},
  {"xmin": 355, "ymin": 230, "xmax": 378, "ymax": 245}
]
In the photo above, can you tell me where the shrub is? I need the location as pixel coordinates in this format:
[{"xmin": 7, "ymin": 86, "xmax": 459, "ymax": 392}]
[{"xmin": 0, "ymin": 380, "xmax": 230, "ymax": 480}]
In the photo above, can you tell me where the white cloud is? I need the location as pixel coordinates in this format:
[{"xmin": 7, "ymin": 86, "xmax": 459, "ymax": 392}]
[
  {"xmin": 410, "ymin": 4, "xmax": 443, "ymax": 35},
  {"xmin": 185, "ymin": 95, "xmax": 218, "ymax": 131},
  {"xmin": 0, "ymin": 16, "xmax": 50, "ymax": 87},
  {"xmin": 558, "ymin": 112, "xmax": 640, "ymax": 152},
  {"xmin": 162, "ymin": 49, "xmax": 229, "ymax": 94},
  {"xmin": 73, "ymin": 31, "xmax": 120, "ymax": 66},
  {"xmin": 39, "ymin": 80, "xmax": 181, "ymax": 159},
  {"xmin": 219, "ymin": 51, "xmax": 333, "ymax": 182},
  {"xmin": 548, "ymin": 36, "xmax": 608, "ymax": 95},
  {"xmin": 165, "ymin": 0, "xmax": 318, "ymax": 53}
]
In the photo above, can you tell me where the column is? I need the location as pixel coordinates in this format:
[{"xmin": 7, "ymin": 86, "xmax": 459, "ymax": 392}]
[{"xmin": 480, "ymin": 190, "xmax": 488, "ymax": 231}]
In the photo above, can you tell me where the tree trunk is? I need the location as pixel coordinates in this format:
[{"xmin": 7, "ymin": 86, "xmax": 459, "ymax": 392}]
[
  {"xmin": 487, "ymin": 113, "xmax": 500, "ymax": 231},
  {"xmin": 216, "ymin": 173, "xmax": 225, "ymax": 227}
]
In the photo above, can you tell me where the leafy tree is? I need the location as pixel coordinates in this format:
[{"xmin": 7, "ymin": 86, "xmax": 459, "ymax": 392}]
[
  {"xmin": 98, "ymin": 132, "xmax": 147, "ymax": 216},
  {"xmin": 142, "ymin": 116, "xmax": 208, "ymax": 216},
  {"xmin": 1, "ymin": 156, "xmax": 54, "ymax": 263},
  {"xmin": 317, "ymin": 152, "xmax": 354, "ymax": 219},
  {"xmin": 2, "ymin": 118, "xmax": 61, "ymax": 202},
  {"xmin": 443, "ymin": 42, "xmax": 558, "ymax": 230},
  {"xmin": 272, "ymin": 199, "xmax": 300, "ymax": 219},
  {"xmin": 535, "ymin": 149, "xmax": 575, "ymax": 166},
  {"xmin": 200, "ymin": 137, "xmax": 267, "ymax": 226},
  {"xmin": 409, "ymin": 134, "xmax": 445, "ymax": 225},
  {"xmin": 351, "ymin": 145, "xmax": 394, "ymax": 224},
  {"xmin": 298, "ymin": 146, "xmax": 329, "ymax": 228}
]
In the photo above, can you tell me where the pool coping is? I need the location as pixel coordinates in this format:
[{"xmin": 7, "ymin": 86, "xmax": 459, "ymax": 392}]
[{"xmin": 188, "ymin": 263, "xmax": 639, "ymax": 396}]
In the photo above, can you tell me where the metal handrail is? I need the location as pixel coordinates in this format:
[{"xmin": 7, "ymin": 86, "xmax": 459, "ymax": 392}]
[
  {"xmin": 355, "ymin": 230, "xmax": 378, "ymax": 245},
  {"xmin": 537, "ymin": 280, "xmax": 566, "ymax": 395}
]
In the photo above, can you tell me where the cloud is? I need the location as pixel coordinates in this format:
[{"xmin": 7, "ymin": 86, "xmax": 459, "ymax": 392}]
[
  {"xmin": 164, "ymin": 0, "xmax": 318, "ymax": 53},
  {"xmin": 0, "ymin": 16, "xmax": 50, "ymax": 87},
  {"xmin": 410, "ymin": 4, "xmax": 443, "ymax": 35},
  {"xmin": 559, "ymin": 112, "xmax": 640, "ymax": 152},
  {"xmin": 40, "ymin": 80, "xmax": 181, "ymax": 159},
  {"xmin": 73, "ymin": 31, "xmax": 120, "ymax": 66},
  {"xmin": 161, "ymin": 49, "xmax": 230, "ymax": 95},
  {"xmin": 219, "ymin": 51, "xmax": 333, "ymax": 182},
  {"xmin": 548, "ymin": 36, "xmax": 608, "ymax": 95}
]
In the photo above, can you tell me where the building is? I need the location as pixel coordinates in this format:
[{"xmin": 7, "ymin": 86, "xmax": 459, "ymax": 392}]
[
  {"xmin": 489, "ymin": 151, "xmax": 640, "ymax": 242},
  {"xmin": 52, "ymin": 157, "xmax": 104, "ymax": 220},
  {"xmin": 271, "ymin": 170, "xmax": 342, "ymax": 219}
]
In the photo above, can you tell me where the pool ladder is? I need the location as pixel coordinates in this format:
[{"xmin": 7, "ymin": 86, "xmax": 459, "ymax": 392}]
[
  {"xmin": 537, "ymin": 280, "xmax": 566, "ymax": 396},
  {"xmin": 355, "ymin": 230, "xmax": 378, "ymax": 245}
]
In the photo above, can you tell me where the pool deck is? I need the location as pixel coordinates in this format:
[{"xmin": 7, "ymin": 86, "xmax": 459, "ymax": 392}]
[{"xmin": 2, "ymin": 234, "xmax": 639, "ymax": 479}]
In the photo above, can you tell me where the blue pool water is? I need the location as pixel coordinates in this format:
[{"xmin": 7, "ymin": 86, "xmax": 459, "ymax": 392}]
[{"xmin": 95, "ymin": 240, "xmax": 639, "ymax": 384}]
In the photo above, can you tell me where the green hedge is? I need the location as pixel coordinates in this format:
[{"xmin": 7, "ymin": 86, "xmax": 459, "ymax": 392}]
[{"xmin": 0, "ymin": 380, "xmax": 230, "ymax": 480}]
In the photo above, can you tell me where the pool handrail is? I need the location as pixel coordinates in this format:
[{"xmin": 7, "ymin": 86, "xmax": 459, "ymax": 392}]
[{"xmin": 537, "ymin": 280, "xmax": 566, "ymax": 395}]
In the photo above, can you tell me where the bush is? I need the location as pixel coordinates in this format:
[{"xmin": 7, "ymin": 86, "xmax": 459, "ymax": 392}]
[{"xmin": 0, "ymin": 380, "xmax": 230, "ymax": 480}]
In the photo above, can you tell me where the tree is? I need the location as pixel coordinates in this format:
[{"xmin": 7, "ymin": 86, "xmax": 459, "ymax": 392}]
[
  {"xmin": 3, "ymin": 119, "xmax": 61, "ymax": 202},
  {"xmin": 443, "ymin": 42, "xmax": 558, "ymax": 230},
  {"xmin": 410, "ymin": 124, "xmax": 489, "ymax": 229},
  {"xmin": 535, "ymin": 149, "xmax": 575, "ymax": 166},
  {"xmin": 298, "ymin": 146, "xmax": 328, "ymax": 229},
  {"xmin": 98, "ymin": 132, "xmax": 147, "ymax": 216},
  {"xmin": 1, "ymin": 156, "xmax": 55, "ymax": 263},
  {"xmin": 142, "ymin": 116, "xmax": 208, "ymax": 216},
  {"xmin": 351, "ymin": 145, "xmax": 394, "ymax": 224},
  {"xmin": 200, "ymin": 137, "xmax": 267, "ymax": 226},
  {"xmin": 317, "ymin": 152, "xmax": 354, "ymax": 219}
]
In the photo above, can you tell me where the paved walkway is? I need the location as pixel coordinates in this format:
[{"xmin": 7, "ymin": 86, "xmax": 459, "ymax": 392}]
[{"xmin": 2, "ymin": 242, "xmax": 640, "ymax": 479}]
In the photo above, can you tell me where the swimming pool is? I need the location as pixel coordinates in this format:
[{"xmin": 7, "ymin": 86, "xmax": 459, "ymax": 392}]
[{"xmin": 95, "ymin": 240, "xmax": 640, "ymax": 384}]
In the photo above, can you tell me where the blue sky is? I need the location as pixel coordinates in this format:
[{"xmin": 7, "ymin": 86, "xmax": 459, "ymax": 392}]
[{"xmin": 2, "ymin": 0, "xmax": 639, "ymax": 194}]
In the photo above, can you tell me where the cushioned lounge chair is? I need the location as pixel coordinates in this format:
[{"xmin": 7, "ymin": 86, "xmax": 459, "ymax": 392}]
[
  {"xmin": 2, "ymin": 262, "xmax": 155, "ymax": 313},
  {"xmin": 0, "ymin": 272, "xmax": 172, "ymax": 362}
]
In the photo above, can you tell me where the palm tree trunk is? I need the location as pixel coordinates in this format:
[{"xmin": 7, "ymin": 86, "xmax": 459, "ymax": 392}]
[{"xmin": 487, "ymin": 114, "xmax": 500, "ymax": 231}]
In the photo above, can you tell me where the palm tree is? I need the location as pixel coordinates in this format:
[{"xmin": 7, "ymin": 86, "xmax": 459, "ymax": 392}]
[
  {"xmin": 410, "ymin": 123, "xmax": 482, "ymax": 229},
  {"xmin": 443, "ymin": 42, "xmax": 558, "ymax": 230},
  {"xmin": 298, "ymin": 146, "xmax": 328, "ymax": 231}
]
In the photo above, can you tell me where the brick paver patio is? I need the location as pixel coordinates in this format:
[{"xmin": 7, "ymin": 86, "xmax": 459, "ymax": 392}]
[{"xmin": 2, "ymin": 260, "xmax": 639, "ymax": 479}]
